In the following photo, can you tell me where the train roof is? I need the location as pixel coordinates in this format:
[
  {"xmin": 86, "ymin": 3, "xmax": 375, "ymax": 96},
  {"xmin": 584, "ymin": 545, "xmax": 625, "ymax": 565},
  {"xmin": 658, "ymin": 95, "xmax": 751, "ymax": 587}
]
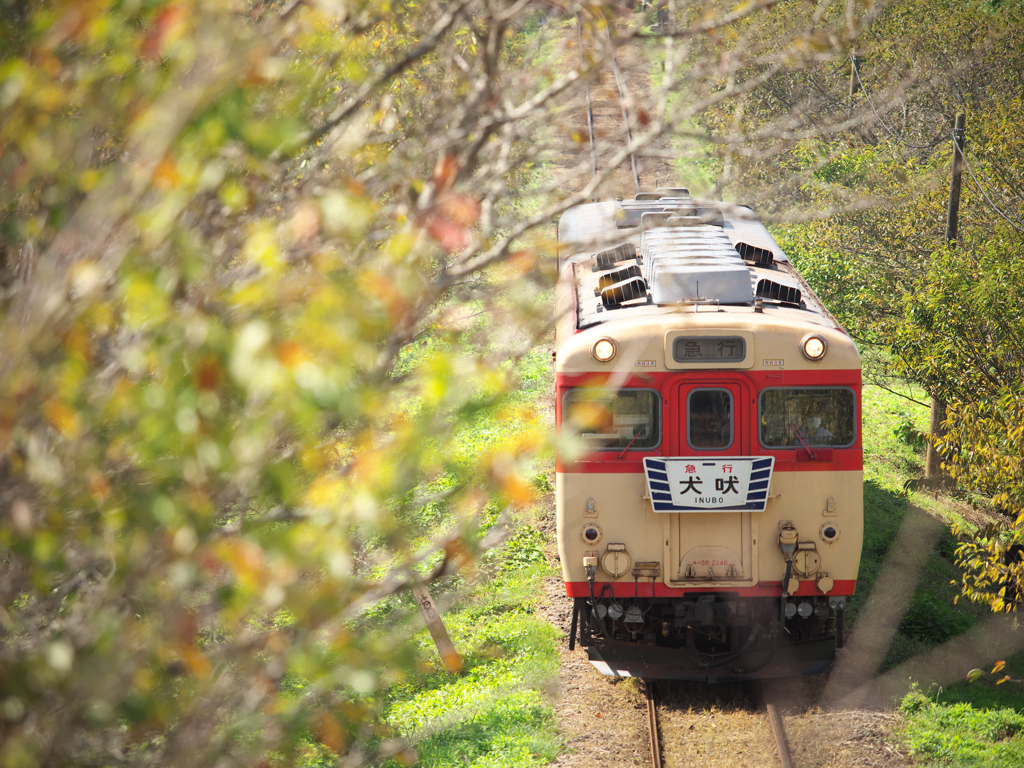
[{"xmin": 556, "ymin": 194, "xmax": 843, "ymax": 334}]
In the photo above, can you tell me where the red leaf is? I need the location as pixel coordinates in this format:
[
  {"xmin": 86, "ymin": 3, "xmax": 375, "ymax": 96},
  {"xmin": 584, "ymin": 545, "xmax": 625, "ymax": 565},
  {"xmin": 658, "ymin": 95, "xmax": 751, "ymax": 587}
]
[
  {"xmin": 142, "ymin": 5, "xmax": 186, "ymax": 60},
  {"xmin": 436, "ymin": 192, "xmax": 480, "ymax": 227},
  {"xmin": 424, "ymin": 214, "xmax": 470, "ymax": 252},
  {"xmin": 432, "ymin": 155, "xmax": 460, "ymax": 191}
]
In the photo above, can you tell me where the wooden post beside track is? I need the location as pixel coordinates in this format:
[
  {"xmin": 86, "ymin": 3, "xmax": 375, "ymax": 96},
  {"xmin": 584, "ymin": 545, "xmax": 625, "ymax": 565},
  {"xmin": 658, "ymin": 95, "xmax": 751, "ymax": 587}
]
[
  {"xmin": 412, "ymin": 584, "xmax": 463, "ymax": 674},
  {"xmin": 848, "ymin": 50, "xmax": 862, "ymax": 98},
  {"xmin": 926, "ymin": 113, "xmax": 966, "ymax": 482},
  {"xmin": 945, "ymin": 113, "xmax": 967, "ymax": 244}
]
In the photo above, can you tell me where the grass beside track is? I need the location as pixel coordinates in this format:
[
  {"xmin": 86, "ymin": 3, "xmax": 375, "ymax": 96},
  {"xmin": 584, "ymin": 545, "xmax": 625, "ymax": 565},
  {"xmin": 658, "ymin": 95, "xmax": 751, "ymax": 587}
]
[
  {"xmin": 855, "ymin": 383, "xmax": 1024, "ymax": 763},
  {"xmin": 371, "ymin": 331, "xmax": 564, "ymax": 767},
  {"xmin": 382, "ymin": 562, "xmax": 562, "ymax": 768}
]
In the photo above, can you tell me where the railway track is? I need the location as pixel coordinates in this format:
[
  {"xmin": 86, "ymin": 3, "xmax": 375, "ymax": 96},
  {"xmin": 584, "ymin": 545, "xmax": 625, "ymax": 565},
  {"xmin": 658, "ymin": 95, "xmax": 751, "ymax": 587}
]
[
  {"xmin": 562, "ymin": 8, "xmax": 679, "ymax": 199},
  {"xmin": 643, "ymin": 680, "xmax": 796, "ymax": 768},
  {"xmin": 571, "ymin": 11, "xmax": 800, "ymax": 766}
]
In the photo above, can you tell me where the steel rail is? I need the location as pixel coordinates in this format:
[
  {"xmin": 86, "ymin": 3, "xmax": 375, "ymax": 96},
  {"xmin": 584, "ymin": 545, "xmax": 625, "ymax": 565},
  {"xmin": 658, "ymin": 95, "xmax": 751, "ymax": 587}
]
[
  {"xmin": 604, "ymin": 22, "xmax": 641, "ymax": 193},
  {"xmin": 574, "ymin": 13, "xmax": 598, "ymax": 196},
  {"xmin": 766, "ymin": 699, "xmax": 794, "ymax": 768},
  {"xmin": 644, "ymin": 679, "xmax": 662, "ymax": 768}
]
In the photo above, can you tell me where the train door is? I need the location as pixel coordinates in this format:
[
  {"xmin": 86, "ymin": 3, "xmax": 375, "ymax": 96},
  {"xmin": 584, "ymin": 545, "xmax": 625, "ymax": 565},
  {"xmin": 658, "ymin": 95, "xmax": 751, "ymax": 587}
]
[
  {"xmin": 663, "ymin": 377, "xmax": 757, "ymax": 588},
  {"xmin": 670, "ymin": 379, "xmax": 749, "ymax": 456}
]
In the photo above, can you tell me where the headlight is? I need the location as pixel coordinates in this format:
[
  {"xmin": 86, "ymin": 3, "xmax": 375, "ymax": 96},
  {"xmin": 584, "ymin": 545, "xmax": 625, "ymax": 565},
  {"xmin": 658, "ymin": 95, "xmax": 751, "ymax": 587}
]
[
  {"xmin": 580, "ymin": 524, "xmax": 602, "ymax": 544},
  {"xmin": 801, "ymin": 334, "xmax": 827, "ymax": 361},
  {"xmin": 592, "ymin": 337, "xmax": 617, "ymax": 363},
  {"xmin": 820, "ymin": 523, "xmax": 840, "ymax": 542}
]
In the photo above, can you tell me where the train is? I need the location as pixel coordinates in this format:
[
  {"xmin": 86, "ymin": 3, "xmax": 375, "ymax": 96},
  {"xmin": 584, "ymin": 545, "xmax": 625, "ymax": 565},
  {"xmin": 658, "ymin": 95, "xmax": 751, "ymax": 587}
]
[{"xmin": 554, "ymin": 189, "xmax": 862, "ymax": 682}]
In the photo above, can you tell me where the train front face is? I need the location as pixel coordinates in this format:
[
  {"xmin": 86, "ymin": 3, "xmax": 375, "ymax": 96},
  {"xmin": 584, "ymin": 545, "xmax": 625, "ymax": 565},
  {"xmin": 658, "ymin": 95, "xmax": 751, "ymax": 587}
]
[{"xmin": 555, "ymin": 312, "xmax": 862, "ymax": 683}]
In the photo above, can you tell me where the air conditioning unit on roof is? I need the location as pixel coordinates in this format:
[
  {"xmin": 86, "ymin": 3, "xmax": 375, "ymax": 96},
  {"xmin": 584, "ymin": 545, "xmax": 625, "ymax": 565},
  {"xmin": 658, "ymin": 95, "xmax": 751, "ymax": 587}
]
[{"xmin": 642, "ymin": 226, "xmax": 754, "ymax": 305}]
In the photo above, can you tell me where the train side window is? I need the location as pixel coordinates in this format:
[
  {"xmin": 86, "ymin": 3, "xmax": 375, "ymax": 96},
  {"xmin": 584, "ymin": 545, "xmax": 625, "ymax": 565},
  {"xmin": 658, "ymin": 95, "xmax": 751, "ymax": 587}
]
[
  {"xmin": 687, "ymin": 388, "xmax": 732, "ymax": 449},
  {"xmin": 759, "ymin": 388, "xmax": 856, "ymax": 448},
  {"xmin": 563, "ymin": 389, "xmax": 660, "ymax": 450}
]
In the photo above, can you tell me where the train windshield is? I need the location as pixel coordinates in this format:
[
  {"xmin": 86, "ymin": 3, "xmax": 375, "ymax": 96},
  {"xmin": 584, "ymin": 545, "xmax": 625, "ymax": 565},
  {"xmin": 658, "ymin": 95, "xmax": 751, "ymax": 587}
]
[
  {"xmin": 759, "ymin": 388, "xmax": 856, "ymax": 448},
  {"xmin": 688, "ymin": 388, "xmax": 732, "ymax": 449},
  {"xmin": 563, "ymin": 388, "xmax": 660, "ymax": 450}
]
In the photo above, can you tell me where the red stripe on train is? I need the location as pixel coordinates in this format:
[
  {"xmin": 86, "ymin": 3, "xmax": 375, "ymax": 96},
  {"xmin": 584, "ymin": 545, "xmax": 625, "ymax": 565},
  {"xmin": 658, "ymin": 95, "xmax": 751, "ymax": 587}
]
[
  {"xmin": 555, "ymin": 370, "xmax": 862, "ymax": 387},
  {"xmin": 557, "ymin": 456, "xmax": 861, "ymax": 472},
  {"xmin": 555, "ymin": 367, "xmax": 862, "ymax": 473},
  {"xmin": 564, "ymin": 579, "xmax": 856, "ymax": 598}
]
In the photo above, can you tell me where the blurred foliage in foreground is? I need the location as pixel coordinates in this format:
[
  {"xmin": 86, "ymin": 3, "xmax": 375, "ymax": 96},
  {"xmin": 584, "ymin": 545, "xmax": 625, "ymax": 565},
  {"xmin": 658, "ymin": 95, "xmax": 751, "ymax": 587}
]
[
  {"xmin": 0, "ymin": 0, "xmax": 568, "ymax": 764},
  {"xmin": 8, "ymin": 0, "xmax": 1022, "ymax": 762}
]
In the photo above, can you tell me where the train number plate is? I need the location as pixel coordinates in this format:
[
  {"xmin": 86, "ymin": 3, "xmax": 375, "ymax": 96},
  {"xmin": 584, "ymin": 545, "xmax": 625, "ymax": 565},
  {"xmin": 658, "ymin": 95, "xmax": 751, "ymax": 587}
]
[{"xmin": 643, "ymin": 457, "xmax": 775, "ymax": 512}]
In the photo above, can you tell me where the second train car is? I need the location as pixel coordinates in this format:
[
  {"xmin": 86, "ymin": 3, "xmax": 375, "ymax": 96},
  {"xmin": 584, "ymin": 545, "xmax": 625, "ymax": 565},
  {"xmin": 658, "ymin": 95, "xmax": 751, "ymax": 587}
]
[{"xmin": 555, "ymin": 189, "xmax": 862, "ymax": 682}]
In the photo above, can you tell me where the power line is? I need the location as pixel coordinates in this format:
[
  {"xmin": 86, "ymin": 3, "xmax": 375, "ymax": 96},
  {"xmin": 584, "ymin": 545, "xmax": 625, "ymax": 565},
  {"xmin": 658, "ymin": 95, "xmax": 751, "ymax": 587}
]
[
  {"xmin": 852, "ymin": 58, "xmax": 1023, "ymax": 235},
  {"xmin": 958, "ymin": 135, "xmax": 1024, "ymax": 235},
  {"xmin": 850, "ymin": 58, "xmax": 938, "ymax": 151},
  {"xmin": 575, "ymin": 13, "xmax": 598, "ymax": 194},
  {"xmin": 962, "ymin": 143, "xmax": 1024, "ymax": 225}
]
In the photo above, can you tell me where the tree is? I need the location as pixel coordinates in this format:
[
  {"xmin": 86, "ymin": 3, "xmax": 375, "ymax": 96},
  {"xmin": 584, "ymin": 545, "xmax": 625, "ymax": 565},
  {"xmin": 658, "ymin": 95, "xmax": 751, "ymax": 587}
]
[{"xmin": 703, "ymin": 0, "xmax": 1024, "ymax": 610}]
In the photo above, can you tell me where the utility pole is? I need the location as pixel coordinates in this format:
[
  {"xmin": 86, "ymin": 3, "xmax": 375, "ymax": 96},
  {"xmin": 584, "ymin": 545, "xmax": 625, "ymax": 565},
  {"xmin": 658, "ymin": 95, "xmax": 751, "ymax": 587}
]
[
  {"xmin": 926, "ymin": 112, "xmax": 966, "ymax": 481},
  {"xmin": 945, "ymin": 113, "xmax": 967, "ymax": 242},
  {"xmin": 848, "ymin": 50, "xmax": 862, "ymax": 98}
]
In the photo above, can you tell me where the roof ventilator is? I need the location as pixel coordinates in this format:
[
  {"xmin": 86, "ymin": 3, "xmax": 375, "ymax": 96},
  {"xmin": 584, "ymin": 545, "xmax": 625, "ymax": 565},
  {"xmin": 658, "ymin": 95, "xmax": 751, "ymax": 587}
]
[
  {"xmin": 694, "ymin": 207, "xmax": 726, "ymax": 227},
  {"xmin": 592, "ymin": 243, "xmax": 638, "ymax": 272},
  {"xmin": 617, "ymin": 203, "xmax": 697, "ymax": 228},
  {"xmin": 735, "ymin": 241, "xmax": 774, "ymax": 268},
  {"xmin": 755, "ymin": 278, "xmax": 801, "ymax": 305},
  {"xmin": 596, "ymin": 264, "xmax": 649, "ymax": 308}
]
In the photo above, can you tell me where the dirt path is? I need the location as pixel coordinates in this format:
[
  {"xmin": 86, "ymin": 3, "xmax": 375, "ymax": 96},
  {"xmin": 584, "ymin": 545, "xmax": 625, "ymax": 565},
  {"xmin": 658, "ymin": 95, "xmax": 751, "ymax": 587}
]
[
  {"xmin": 536, "ymin": 577, "xmax": 650, "ymax": 768},
  {"xmin": 537, "ymin": 566, "xmax": 910, "ymax": 768},
  {"xmin": 537, "ymin": 573, "xmax": 911, "ymax": 766}
]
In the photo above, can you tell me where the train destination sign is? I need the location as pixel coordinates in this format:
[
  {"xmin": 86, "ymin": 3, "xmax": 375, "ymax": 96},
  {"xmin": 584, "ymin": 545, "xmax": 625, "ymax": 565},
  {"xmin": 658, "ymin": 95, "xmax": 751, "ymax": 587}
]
[
  {"xmin": 672, "ymin": 336, "xmax": 746, "ymax": 362},
  {"xmin": 643, "ymin": 456, "xmax": 775, "ymax": 512}
]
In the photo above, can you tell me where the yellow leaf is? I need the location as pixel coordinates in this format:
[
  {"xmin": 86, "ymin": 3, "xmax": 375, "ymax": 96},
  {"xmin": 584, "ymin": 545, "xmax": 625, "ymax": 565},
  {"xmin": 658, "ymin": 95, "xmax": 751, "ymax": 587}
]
[
  {"xmin": 305, "ymin": 474, "xmax": 344, "ymax": 508},
  {"xmin": 44, "ymin": 399, "xmax": 82, "ymax": 439},
  {"xmin": 243, "ymin": 224, "xmax": 283, "ymax": 276},
  {"xmin": 182, "ymin": 644, "xmax": 212, "ymax": 679}
]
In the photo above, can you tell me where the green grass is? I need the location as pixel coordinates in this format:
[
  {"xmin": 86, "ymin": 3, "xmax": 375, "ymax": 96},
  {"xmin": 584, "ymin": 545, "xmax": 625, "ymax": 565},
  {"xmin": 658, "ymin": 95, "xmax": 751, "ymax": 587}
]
[
  {"xmin": 381, "ymin": 563, "xmax": 561, "ymax": 768},
  {"xmin": 932, "ymin": 666, "xmax": 1024, "ymax": 715},
  {"xmin": 852, "ymin": 383, "xmax": 1024, "ymax": 761},
  {"xmin": 364, "ymin": 273, "xmax": 562, "ymax": 766},
  {"xmin": 861, "ymin": 383, "xmax": 930, "ymax": 494},
  {"xmin": 844, "ymin": 384, "xmax": 926, "ymax": 627},
  {"xmin": 901, "ymin": 686, "xmax": 1024, "ymax": 767}
]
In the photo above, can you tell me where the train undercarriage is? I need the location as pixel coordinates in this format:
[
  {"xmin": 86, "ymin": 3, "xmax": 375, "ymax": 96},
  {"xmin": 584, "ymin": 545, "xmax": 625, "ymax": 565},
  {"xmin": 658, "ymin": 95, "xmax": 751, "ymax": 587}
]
[{"xmin": 571, "ymin": 592, "xmax": 846, "ymax": 682}]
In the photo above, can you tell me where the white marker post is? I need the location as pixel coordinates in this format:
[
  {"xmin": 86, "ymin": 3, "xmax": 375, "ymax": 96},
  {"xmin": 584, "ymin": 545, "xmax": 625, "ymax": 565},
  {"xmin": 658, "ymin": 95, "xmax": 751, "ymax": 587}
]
[{"xmin": 412, "ymin": 585, "xmax": 462, "ymax": 674}]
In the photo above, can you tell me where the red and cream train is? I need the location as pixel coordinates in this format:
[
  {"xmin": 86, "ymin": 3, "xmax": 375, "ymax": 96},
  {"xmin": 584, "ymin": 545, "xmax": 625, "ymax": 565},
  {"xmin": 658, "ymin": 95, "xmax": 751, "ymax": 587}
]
[{"xmin": 554, "ymin": 190, "xmax": 862, "ymax": 681}]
